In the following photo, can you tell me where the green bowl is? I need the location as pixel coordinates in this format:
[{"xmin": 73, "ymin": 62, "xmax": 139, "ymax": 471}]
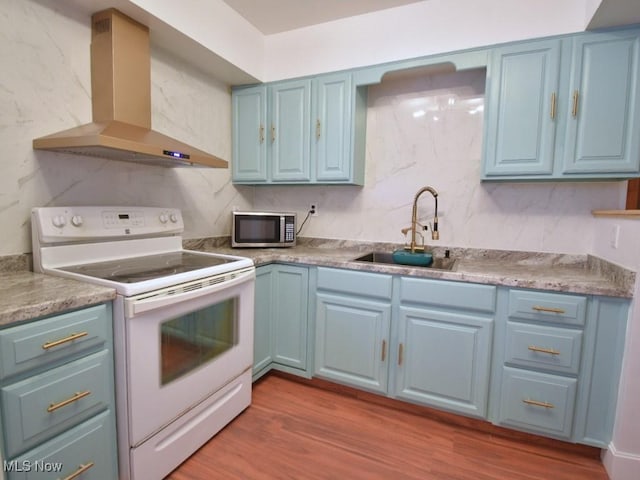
[{"xmin": 392, "ymin": 250, "xmax": 433, "ymax": 267}]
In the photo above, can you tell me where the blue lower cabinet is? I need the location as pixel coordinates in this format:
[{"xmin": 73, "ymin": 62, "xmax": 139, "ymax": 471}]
[
  {"xmin": 497, "ymin": 367, "xmax": 577, "ymax": 439},
  {"xmin": 394, "ymin": 306, "xmax": 493, "ymax": 418},
  {"xmin": 0, "ymin": 303, "xmax": 118, "ymax": 479},
  {"xmin": 492, "ymin": 288, "xmax": 629, "ymax": 446},
  {"xmin": 315, "ymin": 292, "xmax": 391, "ymax": 394},
  {"xmin": 314, "ymin": 269, "xmax": 496, "ymax": 418},
  {"xmin": 5, "ymin": 411, "xmax": 117, "ymax": 480},
  {"xmin": 252, "ymin": 264, "xmax": 311, "ymax": 380}
]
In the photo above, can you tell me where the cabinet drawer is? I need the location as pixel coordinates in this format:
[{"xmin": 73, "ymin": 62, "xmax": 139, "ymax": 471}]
[
  {"xmin": 2, "ymin": 350, "xmax": 112, "ymax": 458},
  {"xmin": 400, "ymin": 277, "xmax": 496, "ymax": 313},
  {"xmin": 0, "ymin": 304, "xmax": 110, "ymax": 380},
  {"xmin": 317, "ymin": 267, "xmax": 393, "ymax": 300},
  {"xmin": 498, "ymin": 366, "xmax": 577, "ymax": 439},
  {"xmin": 6, "ymin": 410, "xmax": 117, "ymax": 480},
  {"xmin": 505, "ymin": 322, "xmax": 583, "ymax": 375},
  {"xmin": 508, "ymin": 290, "xmax": 586, "ymax": 326}
]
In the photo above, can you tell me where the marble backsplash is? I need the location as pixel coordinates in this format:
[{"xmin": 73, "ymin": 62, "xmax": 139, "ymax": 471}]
[{"xmin": 253, "ymin": 69, "xmax": 626, "ymax": 255}]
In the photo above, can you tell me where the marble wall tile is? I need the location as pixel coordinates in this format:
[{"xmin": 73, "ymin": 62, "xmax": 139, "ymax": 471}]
[{"xmin": 0, "ymin": 0, "xmax": 253, "ymax": 256}]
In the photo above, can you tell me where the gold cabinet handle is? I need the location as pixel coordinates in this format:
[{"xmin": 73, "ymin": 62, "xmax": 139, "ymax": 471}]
[
  {"xmin": 42, "ymin": 331, "xmax": 89, "ymax": 350},
  {"xmin": 523, "ymin": 398, "xmax": 555, "ymax": 409},
  {"xmin": 271, "ymin": 125, "xmax": 276, "ymax": 142},
  {"xmin": 381, "ymin": 339, "xmax": 387, "ymax": 362},
  {"xmin": 531, "ymin": 306, "xmax": 565, "ymax": 314},
  {"xmin": 528, "ymin": 345, "xmax": 560, "ymax": 356},
  {"xmin": 550, "ymin": 92, "xmax": 557, "ymax": 120},
  {"xmin": 572, "ymin": 90, "xmax": 579, "ymax": 117},
  {"xmin": 259, "ymin": 124, "xmax": 265, "ymax": 144},
  {"xmin": 59, "ymin": 462, "xmax": 95, "ymax": 480},
  {"xmin": 398, "ymin": 343, "xmax": 404, "ymax": 366},
  {"xmin": 47, "ymin": 390, "xmax": 91, "ymax": 413},
  {"xmin": 316, "ymin": 119, "xmax": 321, "ymax": 140}
]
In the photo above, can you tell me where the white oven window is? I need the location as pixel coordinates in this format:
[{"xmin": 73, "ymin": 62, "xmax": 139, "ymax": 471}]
[{"xmin": 160, "ymin": 297, "xmax": 238, "ymax": 385}]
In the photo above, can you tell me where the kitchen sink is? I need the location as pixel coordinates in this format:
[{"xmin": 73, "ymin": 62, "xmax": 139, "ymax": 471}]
[{"xmin": 352, "ymin": 251, "xmax": 457, "ymax": 271}]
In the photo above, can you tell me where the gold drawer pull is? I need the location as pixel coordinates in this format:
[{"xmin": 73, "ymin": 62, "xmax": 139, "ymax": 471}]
[
  {"xmin": 572, "ymin": 90, "xmax": 579, "ymax": 117},
  {"xmin": 59, "ymin": 462, "xmax": 95, "ymax": 480},
  {"xmin": 528, "ymin": 345, "xmax": 560, "ymax": 356},
  {"xmin": 398, "ymin": 343, "xmax": 404, "ymax": 366},
  {"xmin": 316, "ymin": 119, "xmax": 321, "ymax": 139},
  {"xmin": 523, "ymin": 398, "xmax": 555, "ymax": 409},
  {"xmin": 531, "ymin": 306, "xmax": 566, "ymax": 314},
  {"xmin": 381, "ymin": 339, "xmax": 387, "ymax": 362},
  {"xmin": 42, "ymin": 331, "xmax": 89, "ymax": 350},
  {"xmin": 550, "ymin": 92, "xmax": 557, "ymax": 120},
  {"xmin": 259, "ymin": 124, "xmax": 265, "ymax": 143},
  {"xmin": 47, "ymin": 390, "xmax": 91, "ymax": 413}
]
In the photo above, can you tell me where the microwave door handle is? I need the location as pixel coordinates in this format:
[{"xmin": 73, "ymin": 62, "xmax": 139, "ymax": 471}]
[
  {"xmin": 280, "ymin": 216, "xmax": 285, "ymax": 243},
  {"xmin": 127, "ymin": 269, "xmax": 254, "ymax": 317}
]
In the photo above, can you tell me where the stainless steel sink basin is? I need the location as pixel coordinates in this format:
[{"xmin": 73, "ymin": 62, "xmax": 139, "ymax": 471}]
[{"xmin": 352, "ymin": 252, "xmax": 457, "ymax": 271}]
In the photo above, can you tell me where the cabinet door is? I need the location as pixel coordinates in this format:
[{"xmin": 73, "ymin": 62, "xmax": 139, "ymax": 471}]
[
  {"xmin": 563, "ymin": 30, "xmax": 640, "ymax": 174},
  {"xmin": 483, "ymin": 40, "xmax": 561, "ymax": 177},
  {"xmin": 315, "ymin": 293, "xmax": 391, "ymax": 394},
  {"xmin": 394, "ymin": 306, "xmax": 493, "ymax": 418},
  {"xmin": 253, "ymin": 266, "xmax": 273, "ymax": 378},
  {"xmin": 232, "ymin": 86, "xmax": 268, "ymax": 182},
  {"xmin": 314, "ymin": 73, "xmax": 352, "ymax": 182},
  {"xmin": 271, "ymin": 265, "xmax": 309, "ymax": 370},
  {"xmin": 270, "ymin": 79, "xmax": 312, "ymax": 182}
]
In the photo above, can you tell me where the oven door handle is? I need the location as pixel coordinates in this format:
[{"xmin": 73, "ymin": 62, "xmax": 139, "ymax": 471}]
[{"xmin": 126, "ymin": 268, "xmax": 254, "ymax": 317}]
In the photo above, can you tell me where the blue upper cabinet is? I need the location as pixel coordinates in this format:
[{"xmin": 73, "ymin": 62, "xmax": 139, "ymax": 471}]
[
  {"xmin": 271, "ymin": 79, "xmax": 312, "ymax": 182},
  {"xmin": 483, "ymin": 40, "xmax": 561, "ymax": 177},
  {"xmin": 562, "ymin": 31, "xmax": 640, "ymax": 175},
  {"xmin": 483, "ymin": 27, "xmax": 640, "ymax": 181},
  {"xmin": 232, "ymin": 85, "xmax": 268, "ymax": 182},
  {"xmin": 232, "ymin": 72, "xmax": 365, "ymax": 185}
]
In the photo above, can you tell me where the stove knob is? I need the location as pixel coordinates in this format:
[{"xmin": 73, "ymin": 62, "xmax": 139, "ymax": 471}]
[
  {"xmin": 159, "ymin": 213, "xmax": 169, "ymax": 224},
  {"xmin": 52, "ymin": 215, "xmax": 66, "ymax": 228},
  {"xmin": 170, "ymin": 213, "xmax": 178, "ymax": 223},
  {"xmin": 71, "ymin": 215, "xmax": 83, "ymax": 227}
]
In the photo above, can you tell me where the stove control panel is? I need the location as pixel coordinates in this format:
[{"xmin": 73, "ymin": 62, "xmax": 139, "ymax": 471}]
[{"xmin": 32, "ymin": 206, "xmax": 184, "ymax": 243}]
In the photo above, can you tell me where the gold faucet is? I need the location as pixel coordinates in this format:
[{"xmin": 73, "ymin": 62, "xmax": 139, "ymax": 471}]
[{"xmin": 406, "ymin": 186, "xmax": 439, "ymax": 253}]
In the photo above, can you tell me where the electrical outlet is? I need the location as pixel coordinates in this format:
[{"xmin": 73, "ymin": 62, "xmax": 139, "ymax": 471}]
[
  {"xmin": 611, "ymin": 224, "xmax": 620, "ymax": 249},
  {"xmin": 310, "ymin": 203, "xmax": 318, "ymax": 216}
]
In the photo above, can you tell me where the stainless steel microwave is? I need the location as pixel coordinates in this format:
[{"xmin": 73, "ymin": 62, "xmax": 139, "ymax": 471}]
[{"xmin": 231, "ymin": 211, "xmax": 296, "ymax": 248}]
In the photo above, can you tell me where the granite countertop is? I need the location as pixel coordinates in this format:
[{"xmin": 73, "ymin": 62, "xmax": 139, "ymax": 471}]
[
  {"xmin": 185, "ymin": 237, "xmax": 636, "ymax": 299},
  {"xmin": 0, "ymin": 237, "xmax": 634, "ymax": 329},
  {"xmin": 0, "ymin": 271, "xmax": 116, "ymax": 327}
]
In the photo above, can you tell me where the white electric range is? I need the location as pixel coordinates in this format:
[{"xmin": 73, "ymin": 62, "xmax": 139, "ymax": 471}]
[{"xmin": 31, "ymin": 206, "xmax": 255, "ymax": 480}]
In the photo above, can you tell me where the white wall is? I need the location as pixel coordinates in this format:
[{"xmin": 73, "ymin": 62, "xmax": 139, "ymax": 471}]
[
  {"xmin": 593, "ymin": 218, "xmax": 640, "ymax": 480},
  {"xmin": 263, "ymin": 0, "xmax": 588, "ymax": 81}
]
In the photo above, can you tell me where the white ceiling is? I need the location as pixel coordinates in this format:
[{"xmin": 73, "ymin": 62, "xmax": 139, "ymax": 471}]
[{"xmin": 222, "ymin": 0, "xmax": 427, "ymax": 34}]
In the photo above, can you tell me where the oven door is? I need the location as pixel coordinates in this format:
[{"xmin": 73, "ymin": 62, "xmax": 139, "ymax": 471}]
[{"xmin": 122, "ymin": 267, "xmax": 254, "ymax": 446}]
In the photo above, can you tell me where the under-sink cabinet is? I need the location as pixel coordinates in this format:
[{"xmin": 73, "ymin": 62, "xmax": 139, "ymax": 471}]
[
  {"xmin": 483, "ymin": 27, "xmax": 640, "ymax": 180},
  {"xmin": 0, "ymin": 303, "xmax": 118, "ymax": 479},
  {"xmin": 232, "ymin": 72, "xmax": 366, "ymax": 185},
  {"xmin": 253, "ymin": 264, "xmax": 312, "ymax": 380},
  {"xmin": 314, "ymin": 267, "xmax": 496, "ymax": 419}
]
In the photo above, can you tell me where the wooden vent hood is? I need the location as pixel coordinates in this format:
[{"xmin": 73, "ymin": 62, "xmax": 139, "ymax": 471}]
[{"xmin": 33, "ymin": 8, "xmax": 227, "ymax": 168}]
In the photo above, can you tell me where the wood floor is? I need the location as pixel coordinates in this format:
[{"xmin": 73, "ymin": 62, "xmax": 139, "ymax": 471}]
[{"xmin": 167, "ymin": 373, "xmax": 608, "ymax": 480}]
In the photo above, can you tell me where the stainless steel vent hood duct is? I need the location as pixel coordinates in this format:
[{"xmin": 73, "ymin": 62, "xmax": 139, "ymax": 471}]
[{"xmin": 33, "ymin": 8, "xmax": 228, "ymax": 168}]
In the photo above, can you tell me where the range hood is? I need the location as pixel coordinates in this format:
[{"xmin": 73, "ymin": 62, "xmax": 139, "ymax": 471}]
[{"xmin": 33, "ymin": 8, "xmax": 228, "ymax": 168}]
